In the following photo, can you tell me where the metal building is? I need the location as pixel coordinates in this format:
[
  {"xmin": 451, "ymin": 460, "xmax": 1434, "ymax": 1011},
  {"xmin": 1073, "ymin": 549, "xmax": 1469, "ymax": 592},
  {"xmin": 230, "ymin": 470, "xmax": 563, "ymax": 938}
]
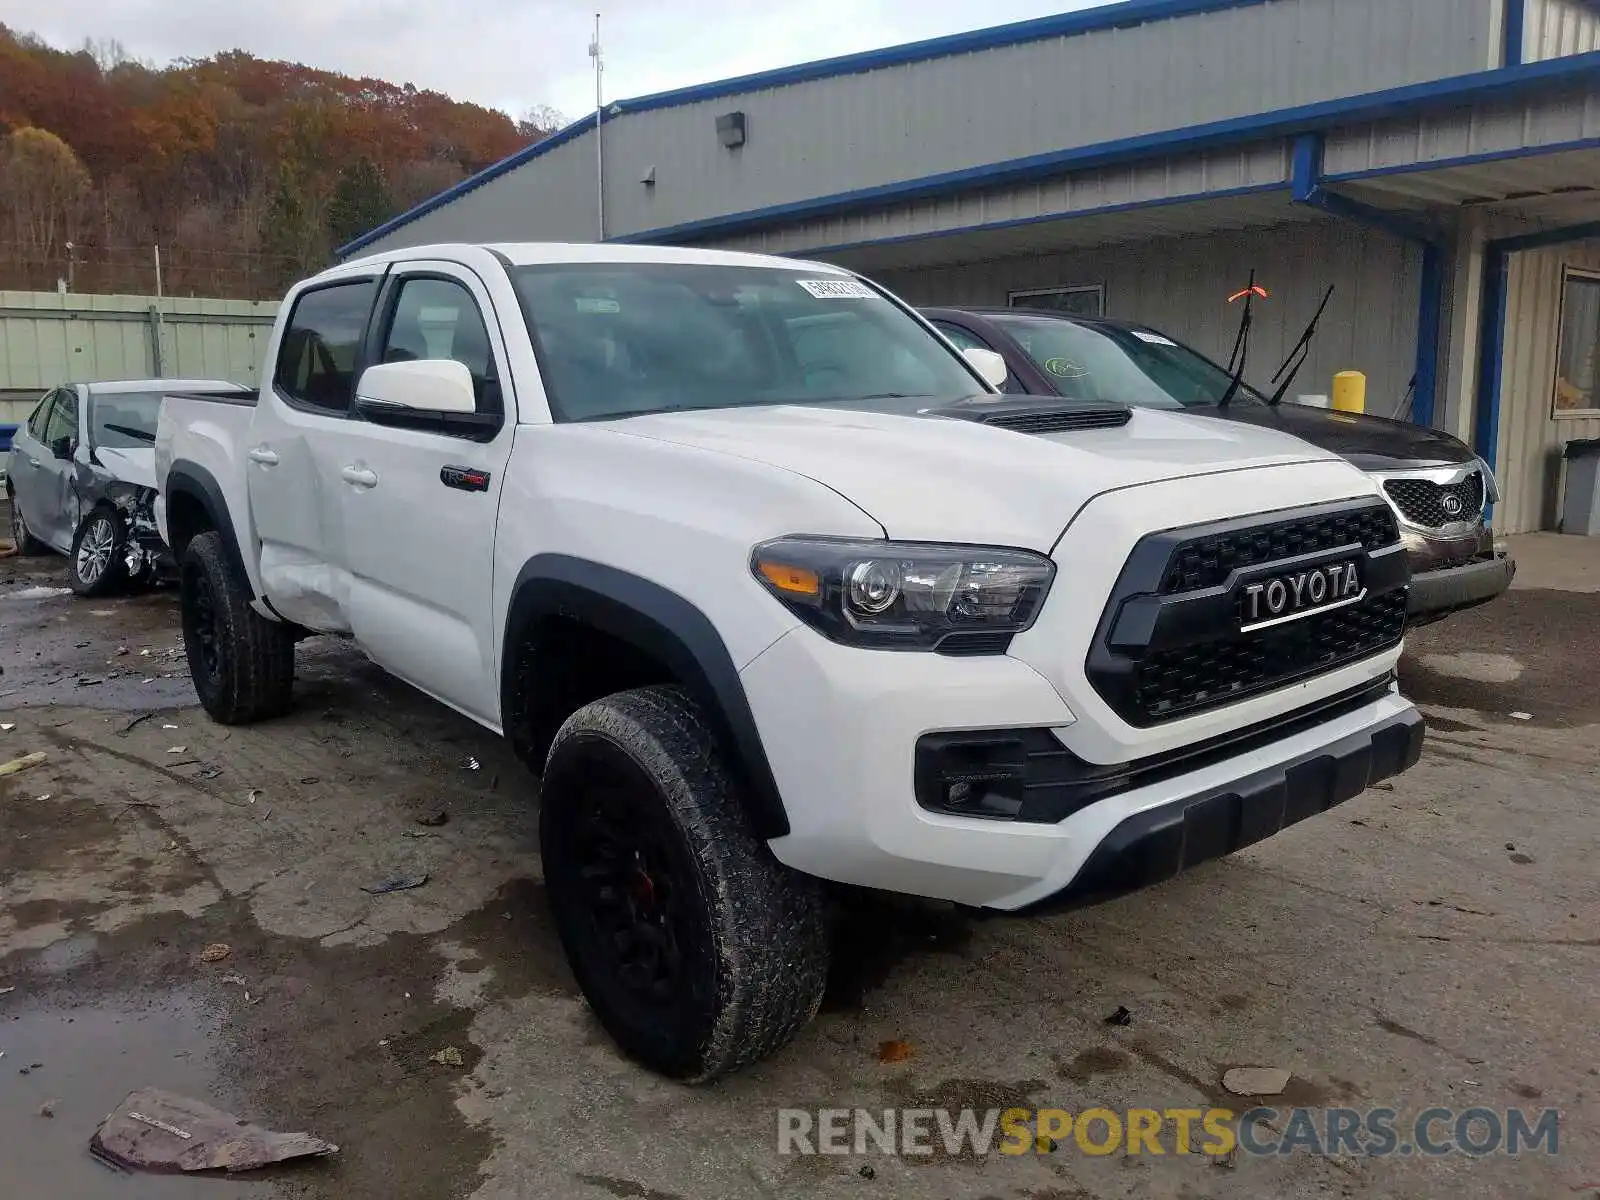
[{"xmin": 340, "ymin": 0, "xmax": 1600, "ymax": 534}]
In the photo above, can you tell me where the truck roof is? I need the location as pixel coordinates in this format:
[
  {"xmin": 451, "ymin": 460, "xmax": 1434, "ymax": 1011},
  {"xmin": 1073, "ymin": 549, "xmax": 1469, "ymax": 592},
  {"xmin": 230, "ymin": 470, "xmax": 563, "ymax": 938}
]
[{"xmin": 339, "ymin": 241, "xmax": 850, "ymax": 275}]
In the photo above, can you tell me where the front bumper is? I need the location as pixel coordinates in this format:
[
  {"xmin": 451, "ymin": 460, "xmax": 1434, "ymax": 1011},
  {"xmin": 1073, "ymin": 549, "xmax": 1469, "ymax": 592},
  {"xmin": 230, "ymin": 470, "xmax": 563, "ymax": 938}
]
[
  {"xmin": 1407, "ymin": 551, "xmax": 1515, "ymax": 622},
  {"xmin": 1019, "ymin": 700, "xmax": 1422, "ymax": 912},
  {"xmin": 743, "ymin": 624, "xmax": 1417, "ymax": 911}
]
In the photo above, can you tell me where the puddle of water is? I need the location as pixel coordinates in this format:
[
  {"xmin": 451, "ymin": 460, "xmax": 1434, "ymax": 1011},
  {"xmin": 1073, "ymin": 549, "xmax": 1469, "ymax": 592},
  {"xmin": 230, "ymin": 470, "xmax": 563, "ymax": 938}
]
[{"xmin": 0, "ymin": 992, "xmax": 286, "ymax": 1198}]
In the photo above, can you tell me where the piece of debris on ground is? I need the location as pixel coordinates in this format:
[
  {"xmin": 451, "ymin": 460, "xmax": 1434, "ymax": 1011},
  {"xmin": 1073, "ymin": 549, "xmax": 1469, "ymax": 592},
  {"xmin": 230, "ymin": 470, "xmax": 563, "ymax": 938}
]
[
  {"xmin": 362, "ymin": 872, "xmax": 429, "ymax": 895},
  {"xmin": 90, "ymin": 1087, "xmax": 338, "ymax": 1173},
  {"xmin": 1222, "ymin": 1066, "xmax": 1293, "ymax": 1096}
]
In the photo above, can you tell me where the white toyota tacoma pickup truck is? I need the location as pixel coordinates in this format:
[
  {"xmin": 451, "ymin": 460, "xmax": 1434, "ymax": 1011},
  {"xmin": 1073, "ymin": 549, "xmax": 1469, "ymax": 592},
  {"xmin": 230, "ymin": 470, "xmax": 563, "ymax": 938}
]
[{"xmin": 156, "ymin": 243, "xmax": 1423, "ymax": 1080}]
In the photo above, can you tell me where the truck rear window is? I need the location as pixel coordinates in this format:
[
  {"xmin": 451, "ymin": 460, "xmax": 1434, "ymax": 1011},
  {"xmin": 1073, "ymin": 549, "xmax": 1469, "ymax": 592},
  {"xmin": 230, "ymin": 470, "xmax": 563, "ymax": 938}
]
[{"xmin": 274, "ymin": 280, "xmax": 378, "ymax": 413}]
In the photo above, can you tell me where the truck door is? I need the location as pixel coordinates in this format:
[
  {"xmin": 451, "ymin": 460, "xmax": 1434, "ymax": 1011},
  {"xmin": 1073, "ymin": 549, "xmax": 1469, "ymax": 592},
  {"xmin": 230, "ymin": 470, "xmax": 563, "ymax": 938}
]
[
  {"xmin": 320, "ymin": 262, "xmax": 515, "ymax": 721},
  {"xmin": 245, "ymin": 276, "xmax": 381, "ymax": 631}
]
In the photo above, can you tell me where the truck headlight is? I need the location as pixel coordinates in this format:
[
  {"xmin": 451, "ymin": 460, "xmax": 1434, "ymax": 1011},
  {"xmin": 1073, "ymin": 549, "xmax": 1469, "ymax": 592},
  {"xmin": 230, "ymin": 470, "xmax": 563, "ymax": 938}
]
[{"xmin": 751, "ymin": 536, "xmax": 1055, "ymax": 652}]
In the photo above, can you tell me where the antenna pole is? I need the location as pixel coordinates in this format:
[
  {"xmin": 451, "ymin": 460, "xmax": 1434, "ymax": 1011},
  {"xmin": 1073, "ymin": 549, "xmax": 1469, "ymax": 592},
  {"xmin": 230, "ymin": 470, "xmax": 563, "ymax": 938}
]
[{"xmin": 590, "ymin": 14, "xmax": 605, "ymax": 241}]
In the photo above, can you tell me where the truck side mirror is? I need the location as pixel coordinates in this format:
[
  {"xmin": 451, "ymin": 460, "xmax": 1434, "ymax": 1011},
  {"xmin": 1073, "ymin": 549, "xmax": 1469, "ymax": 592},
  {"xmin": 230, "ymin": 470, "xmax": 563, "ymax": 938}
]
[
  {"xmin": 50, "ymin": 434, "xmax": 75, "ymax": 460},
  {"xmin": 355, "ymin": 359, "xmax": 477, "ymax": 416}
]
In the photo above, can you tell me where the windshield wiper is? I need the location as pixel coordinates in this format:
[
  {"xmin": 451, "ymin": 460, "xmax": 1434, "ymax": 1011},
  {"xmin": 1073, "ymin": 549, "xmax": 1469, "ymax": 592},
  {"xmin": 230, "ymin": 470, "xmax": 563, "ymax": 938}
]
[
  {"xmin": 1218, "ymin": 269, "xmax": 1264, "ymax": 409},
  {"xmin": 1267, "ymin": 284, "xmax": 1335, "ymax": 406},
  {"xmin": 103, "ymin": 423, "xmax": 157, "ymax": 443}
]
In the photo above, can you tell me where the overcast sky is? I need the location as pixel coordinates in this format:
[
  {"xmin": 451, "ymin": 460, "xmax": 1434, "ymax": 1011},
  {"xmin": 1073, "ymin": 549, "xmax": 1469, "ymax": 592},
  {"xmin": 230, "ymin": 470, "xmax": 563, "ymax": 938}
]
[{"xmin": 7, "ymin": 0, "xmax": 1100, "ymax": 126}]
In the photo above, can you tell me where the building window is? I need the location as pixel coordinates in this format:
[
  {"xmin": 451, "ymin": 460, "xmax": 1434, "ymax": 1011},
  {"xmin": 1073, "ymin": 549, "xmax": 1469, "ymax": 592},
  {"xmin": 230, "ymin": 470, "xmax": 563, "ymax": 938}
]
[
  {"xmin": 1554, "ymin": 268, "xmax": 1600, "ymax": 417},
  {"xmin": 1008, "ymin": 284, "xmax": 1105, "ymax": 318}
]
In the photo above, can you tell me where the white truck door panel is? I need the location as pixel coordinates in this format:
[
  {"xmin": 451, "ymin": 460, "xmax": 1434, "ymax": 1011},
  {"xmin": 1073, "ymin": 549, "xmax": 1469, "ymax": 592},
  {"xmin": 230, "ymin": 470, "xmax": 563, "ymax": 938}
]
[
  {"xmin": 329, "ymin": 264, "xmax": 515, "ymax": 721},
  {"xmin": 247, "ymin": 277, "xmax": 382, "ymax": 631}
]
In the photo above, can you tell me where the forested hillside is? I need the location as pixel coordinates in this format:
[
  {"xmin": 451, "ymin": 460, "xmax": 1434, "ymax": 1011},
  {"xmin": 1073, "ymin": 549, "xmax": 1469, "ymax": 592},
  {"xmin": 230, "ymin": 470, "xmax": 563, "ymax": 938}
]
[{"xmin": 0, "ymin": 27, "xmax": 559, "ymax": 297}]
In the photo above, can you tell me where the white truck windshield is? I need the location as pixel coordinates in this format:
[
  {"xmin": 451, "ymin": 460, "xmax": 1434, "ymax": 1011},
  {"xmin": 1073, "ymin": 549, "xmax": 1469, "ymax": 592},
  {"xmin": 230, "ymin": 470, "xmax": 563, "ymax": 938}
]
[{"xmin": 510, "ymin": 263, "xmax": 985, "ymax": 421}]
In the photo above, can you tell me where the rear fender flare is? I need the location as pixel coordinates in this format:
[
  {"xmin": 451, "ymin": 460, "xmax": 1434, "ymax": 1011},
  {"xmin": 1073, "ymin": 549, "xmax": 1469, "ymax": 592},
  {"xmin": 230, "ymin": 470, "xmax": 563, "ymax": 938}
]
[{"xmin": 164, "ymin": 461, "xmax": 252, "ymax": 598}]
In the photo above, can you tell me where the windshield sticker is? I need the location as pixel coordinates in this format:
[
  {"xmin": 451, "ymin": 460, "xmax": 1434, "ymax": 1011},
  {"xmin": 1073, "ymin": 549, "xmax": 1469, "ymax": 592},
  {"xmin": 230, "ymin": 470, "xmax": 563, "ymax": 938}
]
[
  {"xmin": 576, "ymin": 297, "xmax": 621, "ymax": 313},
  {"xmin": 796, "ymin": 278, "xmax": 876, "ymax": 299},
  {"xmin": 1132, "ymin": 330, "xmax": 1177, "ymax": 346},
  {"xmin": 1044, "ymin": 357, "xmax": 1089, "ymax": 379}
]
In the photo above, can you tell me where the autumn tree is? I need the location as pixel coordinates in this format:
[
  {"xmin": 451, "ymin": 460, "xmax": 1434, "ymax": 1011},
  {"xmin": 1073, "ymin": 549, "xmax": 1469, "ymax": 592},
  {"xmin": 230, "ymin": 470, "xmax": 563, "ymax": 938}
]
[
  {"xmin": 326, "ymin": 156, "xmax": 393, "ymax": 248},
  {"xmin": 0, "ymin": 24, "xmax": 548, "ymax": 296},
  {"xmin": 0, "ymin": 126, "xmax": 91, "ymax": 258}
]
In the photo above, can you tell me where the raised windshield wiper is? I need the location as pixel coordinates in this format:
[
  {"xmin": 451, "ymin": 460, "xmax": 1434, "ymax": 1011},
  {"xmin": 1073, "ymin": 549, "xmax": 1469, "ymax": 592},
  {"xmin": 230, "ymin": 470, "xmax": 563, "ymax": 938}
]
[
  {"xmin": 1267, "ymin": 284, "xmax": 1335, "ymax": 406},
  {"xmin": 1217, "ymin": 269, "xmax": 1265, "ymax": 409}
]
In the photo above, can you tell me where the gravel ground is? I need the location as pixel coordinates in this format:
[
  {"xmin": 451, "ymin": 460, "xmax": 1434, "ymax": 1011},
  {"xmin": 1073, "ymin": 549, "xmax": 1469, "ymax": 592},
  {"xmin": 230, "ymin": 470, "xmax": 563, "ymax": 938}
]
[{"xmin": 2, "ymin": 517, "xmax": 1596, "ymax": 1200}]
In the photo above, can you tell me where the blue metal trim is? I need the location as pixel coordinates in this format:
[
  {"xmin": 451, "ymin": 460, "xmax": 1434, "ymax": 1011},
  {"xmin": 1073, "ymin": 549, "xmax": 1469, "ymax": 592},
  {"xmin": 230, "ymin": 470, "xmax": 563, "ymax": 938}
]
[
  {"xmin": 1289, "ymin": 132, "xmax": 1321, "ymax": 200},
  {"xmin": 1414, "ymin": 243, "xmax": 1445, "ymax": 427},
  {"xmin": 1474, "ymin": 247, "xmax": 1510, "ymax": 475},
  {"xmin": 1321, "ymin": 134, "xmax": 1600, "ymax": 186},
  {"xmin": 611, "ymin": 52, "xmax": 1600, "ymax": 247},
  {"xmin": 1505, "ymin": 0, "xmax": 1527, "ymax": 65},
  {"xmin": 1493, "ymin": 219, "xmax": 1600, "ymax": 253},
  {"xmin": 1304, "ymin": 187, "xmax": 1437, "ymax": 245},
  {"xmin": 1290, "ymin": 133, "xmax": 1443, "ymax": 425},
  {"xmin": 792, "ymin": 182, "xmax": 1287, "ymax": 259},
  {"xmin": 1474, "ymin": 217, "xmax": 1600, "ymax": 481},
  {"xmin": 612, "ymin": 0, "xmax": 1268, "ymax": 113},
  {"xmin": 340, "ymin": 46, "xmax": 1600, "ymax": 258}
]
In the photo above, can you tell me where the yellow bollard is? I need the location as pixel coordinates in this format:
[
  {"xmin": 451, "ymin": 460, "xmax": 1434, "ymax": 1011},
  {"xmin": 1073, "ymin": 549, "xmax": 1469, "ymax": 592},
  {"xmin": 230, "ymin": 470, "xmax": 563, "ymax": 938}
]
[{"xmin": 1331, "ymin": 371, "xmax": 1366, "ymax": 414}]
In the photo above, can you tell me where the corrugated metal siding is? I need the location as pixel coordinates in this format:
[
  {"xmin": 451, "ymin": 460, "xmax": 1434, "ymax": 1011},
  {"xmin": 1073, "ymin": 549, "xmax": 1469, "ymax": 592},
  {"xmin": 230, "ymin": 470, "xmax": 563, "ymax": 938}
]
[
  {"xmin": 1322, "ymin": 83, "xmax": 1600, "ymax": 179},
  {"xmin": 1525, "ymin": 0, "xmax": 1600, "ymax": 58},
  {"xmin": 353, "ymin": 133, "xmax": 602, "ymax": 253},
  {"xmin": 0, "ymin": 291, "xmax": 277, "ymax": 424},
  {"xmin": 1496, "ymin": 239, "xmax": 1600, "ymax": 533},
  {"xmin": 355, "ymin": 0, "xmax": 1492, "ymax": 254},
  {"xmin": 702, "ymin": 142, "xmax": 1293, "ymax": 259},
  {"xmin": 872, "ymin": 218, "xmax": 1421, "ymax": 414}
]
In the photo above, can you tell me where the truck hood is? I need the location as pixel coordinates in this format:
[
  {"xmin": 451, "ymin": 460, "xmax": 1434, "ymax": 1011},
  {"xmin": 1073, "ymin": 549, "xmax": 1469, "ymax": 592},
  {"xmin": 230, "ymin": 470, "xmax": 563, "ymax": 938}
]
[
  {"xmin": 1201, "ymin": 402, "xmax": 1476, "ymax": 470},
  {"xmin": 611, "ymin": 403, "xmax": 1350, "ymax": 550},
  {"xmin": 92, "ymin": 446, "xmax": 157, "ymax": 491}
]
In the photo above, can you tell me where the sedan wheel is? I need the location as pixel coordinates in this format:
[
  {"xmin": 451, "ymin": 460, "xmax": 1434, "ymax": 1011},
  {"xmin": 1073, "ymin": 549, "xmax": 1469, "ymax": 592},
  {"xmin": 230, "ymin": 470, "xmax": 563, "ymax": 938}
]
[
  {"xmin": 69, "ymin": 511, "xmax": 129, "ymax": 597},
  {"xmin": 8, "ymin": 496, "xmax": 47, "ymax": 556},
  {"xmin": 76, "ymin": 515, "xmax": 115, "ymax": 583}
]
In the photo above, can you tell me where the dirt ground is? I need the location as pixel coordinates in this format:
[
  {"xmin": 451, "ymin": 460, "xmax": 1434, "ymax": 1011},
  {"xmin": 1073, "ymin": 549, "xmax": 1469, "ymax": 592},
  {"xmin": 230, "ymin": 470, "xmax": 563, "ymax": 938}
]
[{"xmin": 3, "ymin": 508, "xmax": 1597, "ymax": 1199}]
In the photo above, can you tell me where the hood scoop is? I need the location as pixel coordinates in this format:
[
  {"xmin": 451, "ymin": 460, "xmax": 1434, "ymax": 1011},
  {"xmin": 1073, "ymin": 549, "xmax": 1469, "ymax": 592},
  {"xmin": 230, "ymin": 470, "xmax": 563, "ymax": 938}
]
[{"xmin": 929, "ymin": 397, "xmax": 1134, "ymax": 435}]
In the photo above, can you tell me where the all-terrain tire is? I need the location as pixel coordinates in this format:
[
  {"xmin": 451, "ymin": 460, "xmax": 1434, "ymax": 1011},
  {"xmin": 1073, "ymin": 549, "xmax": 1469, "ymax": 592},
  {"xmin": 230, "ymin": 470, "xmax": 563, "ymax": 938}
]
[
  {"xmin": 540, "ymin": 685, "xmax": 830, "ymax": 1082},
  {"xmin": 179, "ymin": 531, "xmax": 295, "ymax": 724},
  {"xmin": 68, "ymin": 508, "xmax": 130, "ymax": 597},
  {"xmin": 6, "ymin": 489, "xmax": 49, "ymax": 556}
]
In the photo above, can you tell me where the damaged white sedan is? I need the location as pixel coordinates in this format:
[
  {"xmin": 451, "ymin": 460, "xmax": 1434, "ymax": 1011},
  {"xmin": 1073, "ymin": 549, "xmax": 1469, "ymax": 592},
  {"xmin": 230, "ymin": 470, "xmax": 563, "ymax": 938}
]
[{"xmin": 6, "ymin": 379, "xmax": 252, "ymax": 596}]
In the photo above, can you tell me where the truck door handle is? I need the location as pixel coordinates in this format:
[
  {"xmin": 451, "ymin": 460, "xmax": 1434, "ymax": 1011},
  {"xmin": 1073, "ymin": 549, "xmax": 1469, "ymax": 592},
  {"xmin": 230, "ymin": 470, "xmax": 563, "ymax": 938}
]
[
  {"xmin": 26, "ymin": 456, "xmax": 41, "ymax": 468},
  {"xmin": 248, "ymin": 447, "xmax": 280, "ymax": 466},
  {"xmin": 340, "ymin": 465, "xmax": 379, "ymax": 489}
]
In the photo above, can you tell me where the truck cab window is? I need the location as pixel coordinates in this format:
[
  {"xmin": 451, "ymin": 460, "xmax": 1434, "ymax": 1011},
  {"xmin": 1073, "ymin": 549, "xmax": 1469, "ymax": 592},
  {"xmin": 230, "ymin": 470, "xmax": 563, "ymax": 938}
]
[
  {"xmin": 381, "ymin": 277, "xmax": 501, "ymax": 414},
  {"xmin": 274, "ymin": 280, "xmax": 378, "ymax": 414}
]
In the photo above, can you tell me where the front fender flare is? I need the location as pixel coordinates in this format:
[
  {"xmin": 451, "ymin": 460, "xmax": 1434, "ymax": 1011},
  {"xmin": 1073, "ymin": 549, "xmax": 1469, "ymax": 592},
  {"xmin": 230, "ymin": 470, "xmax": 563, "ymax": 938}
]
[{"xmin": 502, "ymin": 555, "xmax": 790, "ymax": 840}]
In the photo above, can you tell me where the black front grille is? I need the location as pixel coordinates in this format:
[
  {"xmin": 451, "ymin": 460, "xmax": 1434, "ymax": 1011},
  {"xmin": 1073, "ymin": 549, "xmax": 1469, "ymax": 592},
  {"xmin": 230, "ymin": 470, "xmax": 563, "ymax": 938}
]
[
  {"xmin": 1134, "ymin": 589, "xmax": 1407, "ymax": 721},
  {"xmin": 1088, "ymin": 501, "xmax": 1410, "ymax": 727},
  {"xmin": 1162, "ymin": 506, "xmax": 1398, "ymax": 593},
  {"xmin": 1383, "ymin": 473, "xmax": 1484, "ymax": 528}
]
